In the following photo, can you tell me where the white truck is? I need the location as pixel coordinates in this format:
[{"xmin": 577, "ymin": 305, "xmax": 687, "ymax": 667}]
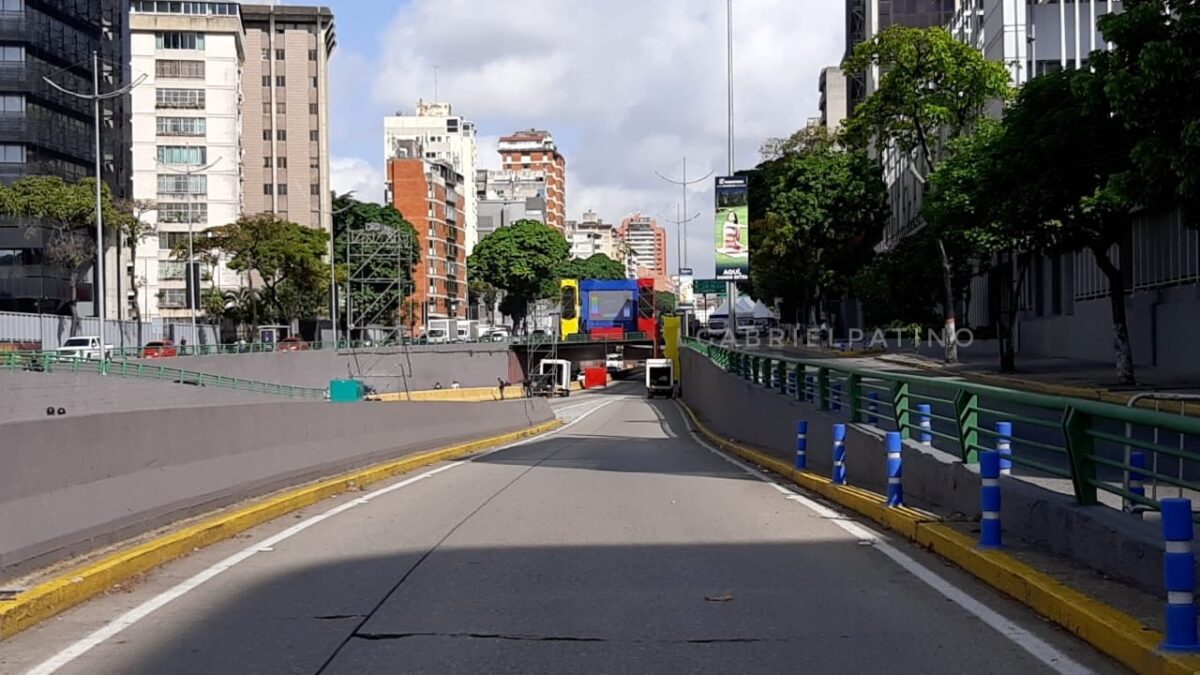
[
  {"xmin": 55, "ymin": 336, "xmax": 112, "ymax": 360},
  {"xmin": 645, "ymin": 358, "xmax": 675, "ymax": 399},
  {"xmin": 425, "ymin": 319, "xmax": 457, "ymax": 344}
]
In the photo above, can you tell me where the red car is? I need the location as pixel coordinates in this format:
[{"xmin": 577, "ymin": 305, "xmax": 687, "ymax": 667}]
[
  {"xmin": 142, "ymin": 340, "xmax": 178, "ymax": 358},
  {"xmin": 277, "ymin": 336, "xmax": 309, "ymax": 352}
]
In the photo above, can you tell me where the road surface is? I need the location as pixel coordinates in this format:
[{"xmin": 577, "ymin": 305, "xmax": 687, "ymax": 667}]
[{"xmin": 1, "ymin": 388, "xmax": 1123, "ymax": 674}]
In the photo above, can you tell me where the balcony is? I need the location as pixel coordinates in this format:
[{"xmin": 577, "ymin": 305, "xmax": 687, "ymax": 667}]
[{"xmin": 0, "ymin": 11, "xmax": 27, "ymax": 41}]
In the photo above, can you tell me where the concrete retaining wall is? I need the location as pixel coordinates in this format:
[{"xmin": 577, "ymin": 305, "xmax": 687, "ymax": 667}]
[
  {"xmin": 681, "ymin": 348, "xmax": 1171, "ymax": 597},
  {"xmin": 0, "ymin": 397, "xmax": 553, "ymax": 580},
  {"xmin": 127, "ymin": 343, "xmax": 520, "ymax": 393}
]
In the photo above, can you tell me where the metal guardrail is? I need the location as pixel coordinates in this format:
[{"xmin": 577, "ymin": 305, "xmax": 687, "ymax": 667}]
[
  {"xmin": 1, "ymin": 352, "xmax": 327, "ymax": 400},
  {"xmin": 685, "ymin": 338, "xmax": 1200, "ymax": 519}
]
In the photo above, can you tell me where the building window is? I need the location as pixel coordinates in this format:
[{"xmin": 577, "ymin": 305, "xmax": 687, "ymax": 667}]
[
  {"xmin": 276, "ymin": 156, "xmax": 287, "ymax": 168},
  {"xmin": 309, "ymin": 130, "xmax": 318, "ymax": 142},
  {"xmin": 275, "ymin": 49, "xmax": 285, "ymax": 60},
  {"xmin": 310, "ymin": 183, "xmax": 319, "ymax": 196},
  {"xmin": 158, "ymin": 261, "xmax": 186, "ymax": 281},
  {"xmin": 262, "ymin": 101, "xmax": 271, "ymax": 114},
  {"xmin": 308, "ymin": 49, "xmax": 317, "ymax": 61},
  {"xmin": 156, "ymin": 116, "xmax": 205, "ymax": 136},
  {"xmin": 156, "ymin": 32, "xmax": 205, "ymax": 50},
  {"xmin": 0, "ymin": 45, "xmax": 24, "ymax": 62},
  {"xmin": 156, "ymin": 145, "xmax": 207, "ymax": 165},
  {"xmin": 157, "ymin": 174, "xmax": 206, "ymax": 195},
  {"xmin": 158, "ymin": 232, "xmax": 192, "ymax": 250},
  {"xmin": 156, "ymin": 88, "xmax": 205, "ymax": 109},
  {"xmin": 276, "ymin": 129, "xmax": 286, "ymax": 141},
  {"xmin": 157, "ymin": 202, "xmax": 207, "ymax": 223},
  {"xmin": 0, "ymin": 0, "xmax": 22, "ymax": 11},
  {"xmin": 262, "ymin": 129, "xmax": 271, "ymax": 141},
  {"xmin": 261, "ymin": 47, "xmax": 269, "ymax": 60},
  {"xmin": 275, "ymin": 75, "xmax": 285, "ymax": 87},
  {"xmin": 160, "ymin": 289, "xmax": 187, "ymax": 309},
  {"xmin": 309, "ymin": 103, "xmax": 318, "ymax": 115},
  {"xmin": 277, "ymin": 184, "xmax": 288, "ymax": 196},
  {"xmin": 276, "ymin": 101, "xmax": 285, "ymax": 114},
  {"xmin": 133, "ymin": 1, "xmax": 238, "ymax": 15},
  {"xmin": 261, "ymin": 75, "xmax": 270, "ymax": 87},
  {"xmin": 155, "ymin": 59, "xmax": 204, "ymax": 79},
  {"xmin": 310, "ymin": 76, "xmax": 318, "ymax": 88},
  {"xmin": 263, "ymin": 156, "xmax": 271, "ymax": 168},
  {"xmin": 0, "ymin": 94, "xmax": 24, "ymax": 114},
  {"xmin": 263, "ymin": 183, "xmax": 273, "ymax": 195},
  {"xmin": 0, "ymin": 144, "xmax": 25, "ymax": 163}
]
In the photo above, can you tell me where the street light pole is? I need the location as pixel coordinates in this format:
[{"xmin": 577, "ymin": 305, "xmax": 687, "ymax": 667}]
[
  {"xmin": 330, "ymin": 191, "xmax": 356, "ymax": 346},
  {"xmin": 43, "ymin": 52, "xmax": 145, "ymax": 363},
  {"xmin": 656, "ymin": 157, "xmax": 712, "ymax": 272}
]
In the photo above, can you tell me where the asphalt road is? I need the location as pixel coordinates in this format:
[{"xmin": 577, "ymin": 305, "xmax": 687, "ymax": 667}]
[{"xmin": 1, "ymin": 389, "xmax": 1124, "ymax": 674}]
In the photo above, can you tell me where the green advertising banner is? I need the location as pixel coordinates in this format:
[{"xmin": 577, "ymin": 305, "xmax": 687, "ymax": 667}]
[{"xmin": 714, "ymin": 176, "xmax": 749, "ymax": 281}]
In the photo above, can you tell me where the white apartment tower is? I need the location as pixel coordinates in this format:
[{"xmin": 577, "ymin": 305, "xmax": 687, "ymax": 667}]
[
  {"xmin": 129, "ymin": 1, "xmax": 244, "ymax": 321},
  {"xmin": 383, "ymin": 101, "xmax": 479, "ymax": 251}
]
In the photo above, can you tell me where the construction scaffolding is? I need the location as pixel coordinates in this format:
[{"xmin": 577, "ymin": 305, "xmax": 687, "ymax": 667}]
[{"xmin": 344, "ymin": 222, "xmax": 416, "ymax": 397}]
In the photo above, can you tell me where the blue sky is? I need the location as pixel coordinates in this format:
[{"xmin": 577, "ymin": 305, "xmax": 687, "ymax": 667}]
[{"xmin": 295, "ymin": 0, "xmax": 845, "ymax": 274}]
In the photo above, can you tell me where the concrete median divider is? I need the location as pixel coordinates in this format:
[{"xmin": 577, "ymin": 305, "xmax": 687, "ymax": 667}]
[{"xmin": 0, "ymin": 399, "xmax": 560, "ymax": 640}]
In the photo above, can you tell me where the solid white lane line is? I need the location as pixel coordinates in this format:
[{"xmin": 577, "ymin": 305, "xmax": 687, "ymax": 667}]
[
  {"xmin": 675, "ymin": 403, "xmax": 1091, "ymax": 675},
  {"xmin": 25, "ymin": 400, "xmax": 618, "ymax": 675}
]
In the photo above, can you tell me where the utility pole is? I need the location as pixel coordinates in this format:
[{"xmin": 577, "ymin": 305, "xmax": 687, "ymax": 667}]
[
  {"xmin": 725, "ymin": 0, "xmax": 739, "ymax": 340},
  {"xmin": 655, "ymin": 157, "xmax": 711, "ymax": 272},
  {"xmin": 330, "ymin": 191, "xmax": 356, "ymax": 346},
  {"xmin": 44, "ymin": 52, "xmax": 145, "ymax": 364},
  {"xmin": 157, "ymin": 157, "xmax": 221, "ymax": 350}
]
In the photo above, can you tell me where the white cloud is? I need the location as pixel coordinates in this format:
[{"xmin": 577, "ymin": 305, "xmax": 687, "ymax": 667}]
[
  {"xmin": 333, "ymin": 0, "xmax": 844, "ymax": 274},
  {"xmin": 329, "ymin": 157, "xmax": 386, "ymax": 204}
]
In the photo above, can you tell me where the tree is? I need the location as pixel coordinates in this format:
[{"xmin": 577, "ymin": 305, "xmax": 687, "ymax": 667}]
[
  {"xmin": 852, "ymin": 229, "xmax": 945, "ymax": 330},
  {"xmin": 189, "ymin": 213, "xmax": 328, "ymax": 326},
  {"xmin": 748, "ymin": 143, "xmax": 889, "ymax": 328},
  {"xmin": 986, "ymin": 68, "xmax": 1138, "ymax": 383},
  {"xmin": 759, "ymin": 125, "xmax": 837, "ymax": 161},
  {"xmin": 655, "ymin": 291, "xmax": 676, "ymax": 315},
  {"xmin": 468, "ymin": 219, "xmax": 570, "ymax": 330},
  {"xmin": 117, "ymin": 199, "xmax": 156, "ymax": 347},
  {"xmin": 0, "ymin": 176, "xmax": 126, "ymax": 333},
  {"xmin": 844, "ymin": 25, "xmax": 1012, "ymax": 361},
  {"xmin": 332, "ymin": 193, "xmax": 419, "ymax": 330},
  {"xmin": 468, "ymin": 278, "xmax": 499, "ymax": 325},
  {"xmin": 1095, "ymin": 1, "xmax": 1200, "ymax": 212},
  {"xmin": 562, "ymin": 253, "xmax": 625, "ymax": 281}
]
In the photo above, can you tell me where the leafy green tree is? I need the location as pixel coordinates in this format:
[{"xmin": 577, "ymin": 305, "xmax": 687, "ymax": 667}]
[
  {"xmin": 562, "ymin": 253, "xmax": 625, "ymax": 281},
  {"xmin": 0, "ymin": 176, "xmax": 127, "ymax": 333},
  {"xmin": 117, "ymin": 199, "xmax": 156, "ymax": 346},
  {"xmin": 468, "ymin": 219, "xmax": 570, "ymax": 329},
  {"xmin": 1095, "ymin": 1, "xmax": 1200, "ymax": 212},
  {"xmin": 748, "ymin": 143, "xmax": 889, "ymax": 327},
  {"xmin": 844, "ymin": 25, "xmax": 1012, "ymax": 361},
  {"xmin": 655, "ymin": 291, "xmax": 676, "ymax": 315},
  {"xmin": 332, "ymin": 193, "xmax": 419, "ymax": 329},
  {"xmin": 189, "ymin": 213, "xmax": 328, "ymax": 327},
  {"xmin": 986, "ymin": 68, "xmax": 1138, "ymax": 383},
  {"xmin": 852, "ymin": 229, "xmax": 945, "ymax": 330},
  {"xmin": 469, "ymin": 278, "xmax": 500, "ymax": 325}
]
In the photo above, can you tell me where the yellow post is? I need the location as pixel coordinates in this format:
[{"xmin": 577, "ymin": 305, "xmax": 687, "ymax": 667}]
[{"xmin": 663, "ymin": 316, "xmax": 681, "ymax": 379}]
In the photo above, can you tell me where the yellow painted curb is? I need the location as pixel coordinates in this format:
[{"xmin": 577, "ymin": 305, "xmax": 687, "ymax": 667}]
[
  {"xmin": 371, "ymin": 385, "xmax": 527, "ymax": 402},
  {"xmin": 678, "ymin": 401, "xmax": 1200, "ymax": 675},
  {"xmin": 0, "ymin": 418, "xmax": 563, "ymax": 641}
]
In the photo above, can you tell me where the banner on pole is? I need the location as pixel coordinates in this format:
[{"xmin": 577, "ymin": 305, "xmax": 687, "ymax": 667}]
[{"xmin": 714, "ymin": 176, "xmax": 749, "ymax": 281}]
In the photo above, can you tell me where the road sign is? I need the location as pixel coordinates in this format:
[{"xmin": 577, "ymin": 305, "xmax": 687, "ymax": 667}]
[{"xmin": 694, "ymin": 279, "xmax": 726, "ymax": 295}]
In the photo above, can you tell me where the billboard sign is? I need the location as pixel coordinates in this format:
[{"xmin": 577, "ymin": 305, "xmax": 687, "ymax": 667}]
[
  {"xmin": 677, "ymin": 267, "xmax": 694, "ymax": 311},
  {"xmin": 694, "ymin": 279, "xmax": 726, "ymax": 296},
  {"xmin": 714, "ymin": 176, "xmax": 749, "ymax": 281}
]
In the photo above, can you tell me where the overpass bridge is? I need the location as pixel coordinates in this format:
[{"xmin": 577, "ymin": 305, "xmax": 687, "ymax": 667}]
[{"xmin": 4, "ymin": 341, "xmax": 1200, "ymax": 673}]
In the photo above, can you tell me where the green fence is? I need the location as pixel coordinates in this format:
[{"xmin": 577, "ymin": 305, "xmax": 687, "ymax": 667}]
[
  {"xmin": 685, "ymin": 338, "xmax": 1200, "ymax": 517},
  {"xmin": 2, "ymin": 352, "xmax": 327, "ymax": 400}
]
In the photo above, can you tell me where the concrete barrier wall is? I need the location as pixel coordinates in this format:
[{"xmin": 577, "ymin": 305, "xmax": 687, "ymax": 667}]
[
  {"xmin": 0, "ymin": 397, "xmax": 553, "ymax": 580},
  {"xmin": 127, "ymin": 343, "xmax": 518, "ymax": 393},
  {"xmin": 681, "ymin": 348, "xmax": 1171, "ymax": 596}
]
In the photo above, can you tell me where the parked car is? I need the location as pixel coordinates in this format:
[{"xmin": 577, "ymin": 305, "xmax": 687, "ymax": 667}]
[
  {"xmin": 55, "ymin": 336, "xmax": 112, "ymax": 360},
  {"xmin": 141, "ymin": 339, "xmax": 178, "ymax": 358},
  {"xmin": 277, "ymin": 336, "xmax": 309, "ymax": 352}
]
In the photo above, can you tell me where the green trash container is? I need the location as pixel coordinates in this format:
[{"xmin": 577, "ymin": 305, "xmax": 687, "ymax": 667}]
[{"xmin": 329, "ymin": 379, "xmax": 364, "ymax": 403}]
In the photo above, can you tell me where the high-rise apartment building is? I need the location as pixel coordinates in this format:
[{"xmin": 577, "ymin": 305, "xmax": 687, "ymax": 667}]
[
  {"xmin": 843, "ymin": 0, "xmax": 956, "ymax": 114},
  {"xmin": 475, "ymin": 168, "xmax": 545, "ymax": 241},
  {"xmin": 129, "ymin": 0, "xmax": 244, "ymax": 321},
  {"xmin": 241, "ymin": 3, "xmax": 335, "ymax": 234},
  {"xmin": 566, "ymin": 210, "xmax": 623, "ymax": 262},
  {"xmin": 383, "ymin": 101, "xmax": 478, "ymax": 251},
  {"xmin": 617, "ymin": 214, "xmax": 666, "ymax": 280},
  {"xmin": 818, "ymin": 66, "xmax": 848, "ymax": 131},
  {"xmin": 0, "ymin": 0, "xmax": 131, "ymax": 314},
  {"xmin": 386, "ymin": 142, "xmax": 467, "ymax": 332},
  {"xmin": 498, "ymin": 129, "xmax": 565, "ymax": 231}
]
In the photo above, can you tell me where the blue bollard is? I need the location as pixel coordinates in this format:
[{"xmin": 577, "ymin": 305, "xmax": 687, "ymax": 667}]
[
  {"xmin": 804, "ymin": 375, "xmax": 814, "ymax": 404},
  {"xmin": 787, "ymin": 369, "xmax": 797, "ymax": 397},
  {"xmin": 886, "ymin": 431, "xmax": 903, "ymax": 507},
  {"xmin": 918, "ymin": 403, "xmax": 933, "ymax": 445},
  {"xmin": 795, "ymin": 420, "xmax": 808, "ymax": 470},
  {"xmin": 1161, "ymin": 498, "xmax": 1200, "ymax": 651},
  {"xmin": 1128, "ymin": 451, "xmax": 1147, "ymax": 508},
  {"xmin": 979, "ymin": 450, "xmax": 1002, "ymax": 549},
  {"xmin": 867, "ymin": 392, "xmax": 879, "ymax": 425},
  {"xmin": 832, "ymin": 383, "xmax": 843, "ymax": 412},
  {"xmin": 996, "ymin": 421, "xmax": 1013, "ymax": 475},
  {"xmin": 832, "ymin": 423, "xmax": 847, "ymax": 485}
]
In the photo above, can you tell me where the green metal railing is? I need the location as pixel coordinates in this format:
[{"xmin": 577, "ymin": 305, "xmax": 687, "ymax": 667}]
[
  {"xmin": 2, "ymin": 352, "xmax": 326, "ymax": 400},
  {"xmin": 686, "ymin": 338, "xmax": 1200, "ymax": 517}
]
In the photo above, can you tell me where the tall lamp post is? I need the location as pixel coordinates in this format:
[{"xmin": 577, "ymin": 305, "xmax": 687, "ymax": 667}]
[
  {"xmin": 157, "ymin": 157, "xmax": 220, "ymax": 350},
  {"xmin": 330, "ymin": 191, "xmax": 356, "ymax": 346},
  {"xmin": 43, "ymin": 51, "xmax": 145, "ymax": 362}
]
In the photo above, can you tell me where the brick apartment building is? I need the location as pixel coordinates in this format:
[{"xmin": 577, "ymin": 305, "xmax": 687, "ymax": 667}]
[
  {"xmin": 617, "ymin": 214, "xmax": 667, "ymax": 279},
  {"xmin": 498, "ymin": 129, "xmax": 565, "ymax": 231},
  {"xmin": 386, "ymin": 142, "xmax": 467, "ymax": 334}
]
